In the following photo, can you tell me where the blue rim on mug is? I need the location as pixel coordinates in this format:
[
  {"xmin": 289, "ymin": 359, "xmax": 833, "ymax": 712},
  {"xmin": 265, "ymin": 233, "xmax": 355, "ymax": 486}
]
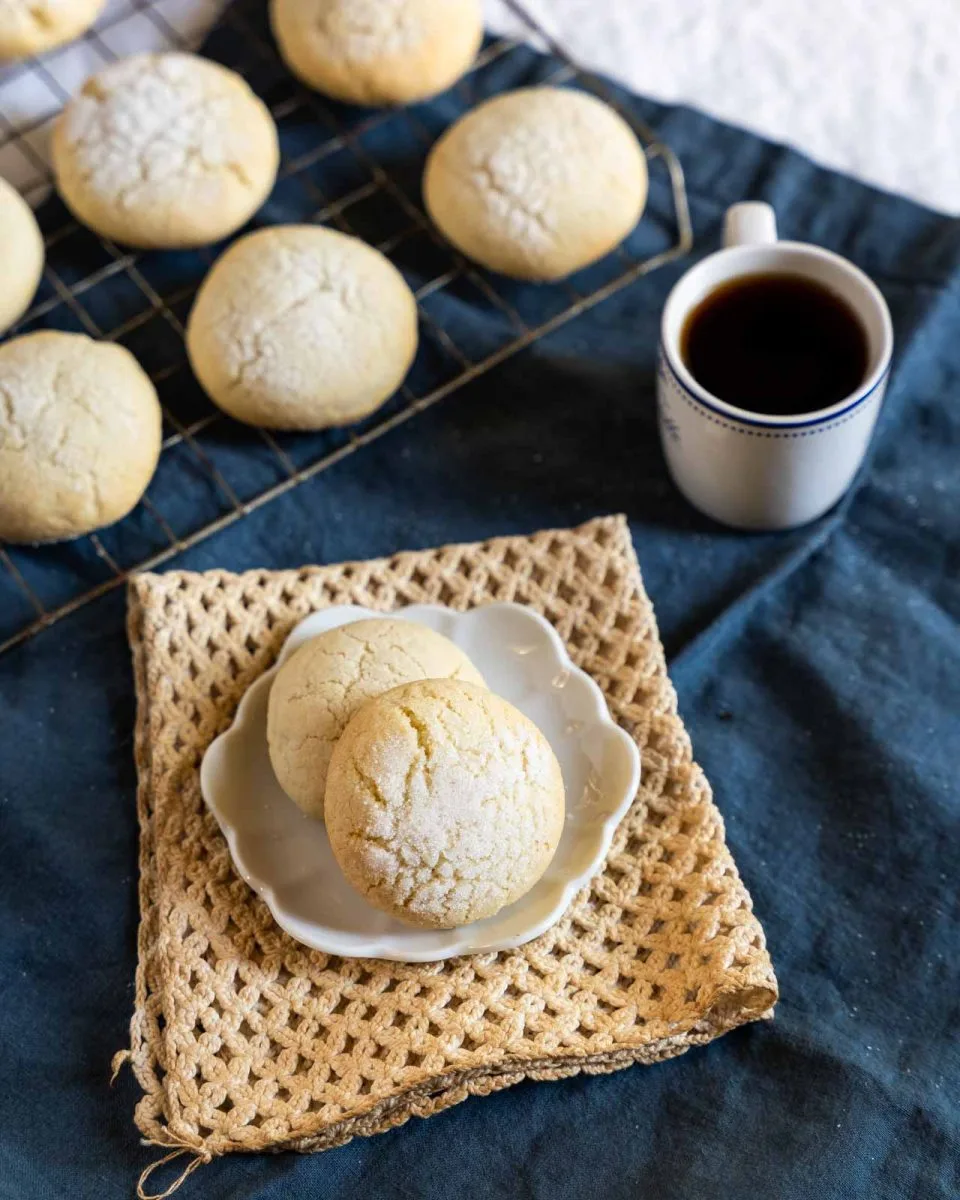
[
  {"xmin": 658, "ymin": 349, "xmax": 892, "ymax": 431},
  {"xmin": 659, "ymin": 240, "xmax": 894, "ymax": 430}
]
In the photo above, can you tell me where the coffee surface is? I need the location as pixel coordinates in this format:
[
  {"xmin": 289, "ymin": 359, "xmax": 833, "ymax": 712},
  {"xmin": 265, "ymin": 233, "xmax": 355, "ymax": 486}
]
[{"xmin": 680, "ymin": 273, "xmax": 869, "ymax": 416}]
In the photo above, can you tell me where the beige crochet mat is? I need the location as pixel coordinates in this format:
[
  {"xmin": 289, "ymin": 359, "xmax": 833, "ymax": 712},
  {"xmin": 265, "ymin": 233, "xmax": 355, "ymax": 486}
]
[{"xmin": 120, "ymin": 514, "xmax": 777, "ymax": 1191}]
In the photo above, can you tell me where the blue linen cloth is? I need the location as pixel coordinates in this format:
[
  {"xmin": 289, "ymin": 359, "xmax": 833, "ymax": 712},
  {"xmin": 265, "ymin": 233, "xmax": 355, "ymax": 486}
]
[{"xmin": 0, "ymin": 2, "xmax": 957, "ymax": 1197}]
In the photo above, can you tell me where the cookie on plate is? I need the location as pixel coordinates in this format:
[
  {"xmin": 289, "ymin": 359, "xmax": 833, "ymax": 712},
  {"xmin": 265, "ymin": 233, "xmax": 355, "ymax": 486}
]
[
  {"xmin": 186, "ymin": 224, "xmax": 418, "ymax": 430},
  {"xmin": 270, "ymin": 0, "xmax": 483, "ymax": 106},
  {"xmin": 424, "ymin": 86, "xmax": 648, "ymax": 281},
  {"xmin": 52, "ymin": 52, "xmax": 278, "ymax": 248},
  {"xmin": 267, "ymin": 619, "xmax": 484, "ymax": 820},
  {"xmin": 325, "ymin": 678, "xmax": 566, "ymax": 928},
  {"xmin": 0, "ymin": 175, "xmax": 44, "ymax": 335},
  {"xmin": 0, "ymin": 0, "xmax": 105, "ymax": 61},
  {"xmin": 0, "ymin": 331, "xmax": 161, "ymax": 542}
]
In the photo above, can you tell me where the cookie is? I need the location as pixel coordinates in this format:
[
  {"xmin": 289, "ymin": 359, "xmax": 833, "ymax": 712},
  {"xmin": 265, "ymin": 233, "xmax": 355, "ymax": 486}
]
[
  {"xmin": 185, "ymin": 224, "xmax": 419, "ymax": 430},
  {"xmin": 270, "ymin": 0, "xmax": 482, "ymax": 107},
  {"xmin": 0, "ymin": 0, "xmax": 105, "ymax": 61},
  {"xmin": 0, "ymin": 331, "xmax": 161, "ymax": 543},
  {"xmin": 326, "ymin": 679, "xmax": 566, "ymax": 928},
  {"xmin": 51, "ymin": 52, "xmax": 279, "ymax": 248},
  {"xmin": 0, "ymin": 175, "xmax": 44, "ymax": 334},
  {"xmin": 267, "ymin": 619, "xmax": 484, "ymax": 820},
  {"xmin": 424, "ymin": 86, "xmax": 649, "ymax": 281}
]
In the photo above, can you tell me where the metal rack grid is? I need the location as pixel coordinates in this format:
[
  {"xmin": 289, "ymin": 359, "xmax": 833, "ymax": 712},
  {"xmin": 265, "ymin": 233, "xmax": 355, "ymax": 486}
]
[{"xmin": 0, "ymin": 0, "xmax": 692, "ymax": 657}]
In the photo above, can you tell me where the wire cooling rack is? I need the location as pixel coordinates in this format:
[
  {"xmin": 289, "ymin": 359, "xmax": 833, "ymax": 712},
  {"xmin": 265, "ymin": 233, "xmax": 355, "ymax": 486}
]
[{"xmin": 0, "ymin": 0, "xmax": 692, "ymax": 657}]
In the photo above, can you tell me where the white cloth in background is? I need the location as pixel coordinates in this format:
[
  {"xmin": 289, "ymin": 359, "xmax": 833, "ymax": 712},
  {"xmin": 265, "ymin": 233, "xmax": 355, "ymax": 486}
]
[
  {"xmin": 0, "ymin": 0, "xmax": 955, "ymax": 216},
  {"xmin": 484, "ymin": 0, "xmax": 960, "ymax": 216}
]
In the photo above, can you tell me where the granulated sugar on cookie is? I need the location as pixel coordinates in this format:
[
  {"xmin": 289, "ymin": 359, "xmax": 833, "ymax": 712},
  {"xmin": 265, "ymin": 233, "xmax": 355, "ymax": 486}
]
[
  {"xmin": 268, "ymin": 619, "xmax": 485, "ymax": 820},
  {"xmin": 186, "ymin": 225, "xmax": 419, "ymax": 430},
  {"xmin": 52, "ymin": 52, "xmax": 279, "ymax": 248},
  {"xmin": 326, "ymin": 679, "xmax": 566, "ymax": 928},
  {"xmin": 0, "ymin": 331, "xmax": 161, "ymax": 543},
  {"xmin": 424, "ymin": 86, "xmax": 648, "ymax": 281},
  {"xmin": 270, "ymin": 0, "xmax": 483, "ymax": 106}
]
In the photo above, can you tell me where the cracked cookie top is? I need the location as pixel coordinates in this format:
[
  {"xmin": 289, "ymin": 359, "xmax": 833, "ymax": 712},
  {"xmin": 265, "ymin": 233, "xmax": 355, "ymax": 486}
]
[
  {"xmin": 267, "ymin": 618, "xmax": 485, "ymax": 820},
  {"xmin": 270, "ymin": 0, "xmax": 482, "ymax": 107},
  {"xmin": 326, "ymin": 678, "xmax": 566, "ymax": 929},
  {"xmin": 185, "ymin": 224, "xmax": 419, "ymax": 430},
  {"xmin": 0, "ymin": 330, "xmax": 161, "ymax": 543},
  {"xmin": 51, "ymin": 52, "xmax": 279, "ymax": 248},
  {"xmin": 424, "ymin": 86, "xmax": 648, "ymax": 281}
]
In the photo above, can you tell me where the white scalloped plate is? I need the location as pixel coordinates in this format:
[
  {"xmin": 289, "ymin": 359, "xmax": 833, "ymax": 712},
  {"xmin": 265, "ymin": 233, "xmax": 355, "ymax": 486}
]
[{"xmin": 200, "ymin": 603, "xmax": 641, "ymax": 962}]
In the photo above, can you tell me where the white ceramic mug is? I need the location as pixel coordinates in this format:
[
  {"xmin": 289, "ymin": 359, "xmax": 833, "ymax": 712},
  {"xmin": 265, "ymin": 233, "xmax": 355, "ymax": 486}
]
[{"xmin": 657, "ymin": 202, "xmax": 894, "ymax": 530}]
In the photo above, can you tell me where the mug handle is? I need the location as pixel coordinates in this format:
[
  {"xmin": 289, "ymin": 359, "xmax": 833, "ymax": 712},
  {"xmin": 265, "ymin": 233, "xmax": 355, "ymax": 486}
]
[{"xmin": 723, "ymin": 202, "xmax": 778, "ymax": 248}]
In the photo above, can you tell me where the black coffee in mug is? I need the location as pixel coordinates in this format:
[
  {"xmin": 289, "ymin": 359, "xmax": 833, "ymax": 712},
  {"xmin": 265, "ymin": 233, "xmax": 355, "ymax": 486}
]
[{"xmin": 680, "ymin": 272, "xmax": 870, "ymax": 416}]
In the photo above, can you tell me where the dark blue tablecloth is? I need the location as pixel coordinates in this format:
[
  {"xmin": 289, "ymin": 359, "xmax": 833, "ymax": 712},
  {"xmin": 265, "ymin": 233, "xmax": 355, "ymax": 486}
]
[{"xmin": 1, "ymin": 4, "xmax": 958, "ymax": 1198}]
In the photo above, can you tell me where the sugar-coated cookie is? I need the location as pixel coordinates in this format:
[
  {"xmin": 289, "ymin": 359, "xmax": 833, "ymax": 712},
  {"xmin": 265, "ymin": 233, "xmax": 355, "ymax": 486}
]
[
  {"xmin": 185, "ymin": 225, "xmax": 419, "ymax": 430},
  {"xmin": 52, "ymin": 52, "xmax": 278, "ymax": 249},
  {"xmin": 0, "ymin": 332, "xmax": 161, "ymax": 543},
  {"xmin": 270, "ymin": 0, "xmax": 482, "ymax": 107},
  {"xmin": 424, "ymin": 86, "xmax": 649, "ymax": 281},
  {"xmin": 0, "ymin": 175, "xmax": 44, "ymax": 334},
  {"xmin": 268, "ymin": 619, "xmax": 484, "ymax": 820},
  {"xmin": 326, "ymin": 679, "xmax": 566, "ymax": 928},
  {"xmin": 0, "ymin": 0, "xmax": 105, "ymax": 61}
]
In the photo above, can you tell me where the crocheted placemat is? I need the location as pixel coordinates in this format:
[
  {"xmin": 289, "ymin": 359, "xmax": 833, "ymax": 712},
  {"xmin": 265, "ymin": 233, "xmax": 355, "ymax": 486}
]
[{"xmin": 119, "ymin": 514, "xmax": 777, "ymax": 1186}]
